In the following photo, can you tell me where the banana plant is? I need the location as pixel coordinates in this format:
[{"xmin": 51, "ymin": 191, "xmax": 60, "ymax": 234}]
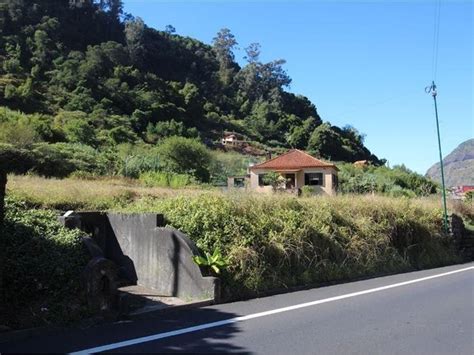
[{"xmin": 193, "ymin": 248, "xmax": 228, "ymax": 275}]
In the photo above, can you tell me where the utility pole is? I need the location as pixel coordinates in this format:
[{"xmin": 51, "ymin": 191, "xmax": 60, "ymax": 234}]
[{"xmin": 426, "ymin": 81, "xmax": 449, "ymax": 233}]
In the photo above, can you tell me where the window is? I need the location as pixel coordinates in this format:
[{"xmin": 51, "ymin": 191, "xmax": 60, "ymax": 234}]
[
  {"xmin": 234, "ymin": 178, "xmax": 245, "ymax": 188},
  {"xmin": 304, "ymin": 173, "xmax": 323, "ymax": 186},
  {"xmin": 332, "ymin": 174, "xmax": 338, "ymax": 190}
]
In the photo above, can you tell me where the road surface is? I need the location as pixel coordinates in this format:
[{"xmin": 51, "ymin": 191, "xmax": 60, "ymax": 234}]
[{"xmin": 1, "ymin": 263, "xmax": 473, "ymax": 354}]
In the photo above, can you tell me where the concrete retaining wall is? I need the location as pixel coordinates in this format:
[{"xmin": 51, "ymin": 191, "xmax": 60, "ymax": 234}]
[{"xmin": 60, "ymin": 212, "xmax": 219, "ymax": 302}]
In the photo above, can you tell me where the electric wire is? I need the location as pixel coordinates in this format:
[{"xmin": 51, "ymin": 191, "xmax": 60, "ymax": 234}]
[{"xmin": 431, "ymin": 0, "xmax": 442, "ymax": 81}]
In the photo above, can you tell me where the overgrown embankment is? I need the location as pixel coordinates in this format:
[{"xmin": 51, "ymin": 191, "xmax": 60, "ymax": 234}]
[
  {"xmin": 2, "ymin": 174, "xmax": 467, "ymax": 319},
  {"xmin": 123, "ymin": 194, "xmax": 461, "ymax": 300}
]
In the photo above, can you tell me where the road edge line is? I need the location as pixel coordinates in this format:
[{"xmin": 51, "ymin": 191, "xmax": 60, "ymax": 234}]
[{"xmin": 70, "ymin": 265, "xmax": 474, "ymax": 354}]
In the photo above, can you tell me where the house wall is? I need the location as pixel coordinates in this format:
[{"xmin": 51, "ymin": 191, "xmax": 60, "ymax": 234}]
[
  {"xmin": 250, "ymin": 168, "xmax": 337, "ymax": 195},
  {"xmin": 296, "ymin": 168, "xmax": 337, "ymax": 196},
  {"xmin": 249, "ymin": 169, "xmax": 274, "ymax": 193}
]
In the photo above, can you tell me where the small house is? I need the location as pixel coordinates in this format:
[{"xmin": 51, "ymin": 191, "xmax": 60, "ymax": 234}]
[
  {"xmin": 249, "ymin": 149, "xmax": 338, "ymax": 195},
  {"xmin": 221, "ymin": 133, "xmax": 244, "ymax": 146},
  {"xmin": 450, "ymin": 185, "xmax": 474, "ymax": 200}
]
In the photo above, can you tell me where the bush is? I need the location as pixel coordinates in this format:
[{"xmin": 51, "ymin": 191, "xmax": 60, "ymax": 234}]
[
  {"xmin": 388, "ymin": 185, "xmax": 416, "ymax": 198},
  {"xmin": 338, "ymin": 163, "xmax": 437, "ymax": 196},
  {"xmin": 31, "ymin": 143, "xmax": 119, "ymax": 177},
  {"xmin": 139, "ymin": 171, "xmax": 195, "ymax": 188},
  {"xmin": 156, "ymin": 136, "xmax": 212, "ymax": 182},
  {"xmin": 121, "ymin": 153, "xmax": 160, "ymax": 178},
  {"xmin": 300, "ymin": 185, "xmax": 315, "ymax": 197},
  {"xmin": 0, "ymin": 196, "xmax": 90, "ymax": 329}
]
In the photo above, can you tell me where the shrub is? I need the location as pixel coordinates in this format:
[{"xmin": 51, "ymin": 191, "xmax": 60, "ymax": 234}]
[
  {"xmin": 0, "ymin": 120, "xmax": 40, "ymax": 148},
  {"xmin": 121, "ymin": 153, "xmax": 160, "ymax": 178},
  {"xmin": 139, "ymin": 171, "xmax": 195, "ymax": 188},
  {"xmin": 31, "ymin": 143, "xmax": 119, "ymax": 177},
  {"xmin": 156, "ymin": 136, "xmax": 212, "ymax": 182},
  {"xmin": 300, "ymin": 185, "xmax": 315, "ymax": 197},
  {"xmin": 338, "ymin": 163, "xmax": 437, "ymax": 196},
  {"xmin": 0, "ymin": 196, "xmax": 90, "ymax": 329},
  {"xmin": 54, "ymin": 111, "xmax": 97, "ymax": 146},
  {"xmin": 388, "ymin": 185, "xmax": 416, "ymax": 198}
]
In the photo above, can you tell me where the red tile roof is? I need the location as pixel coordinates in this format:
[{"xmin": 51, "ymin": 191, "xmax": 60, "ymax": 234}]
[
  {"xmin": 250, "ymin": 149, "xmax": 337, "ymax": 170},
  {"xmin": 461, "ymin": 186, "xmax": 474, "ymax": 193}
]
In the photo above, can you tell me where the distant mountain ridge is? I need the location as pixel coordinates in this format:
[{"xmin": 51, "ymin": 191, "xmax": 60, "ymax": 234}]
[{"xmin": 426, "ymin": 139, "xmax": 474, "ymax": 187}]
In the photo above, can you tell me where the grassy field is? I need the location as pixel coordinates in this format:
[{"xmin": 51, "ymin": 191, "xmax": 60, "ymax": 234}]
[
  {"xmin": 6, "ymin": 174, "xmax": 469, "ymax": 301},
  {"xmin": 5, "ymin": 174, "xmax": 461, "ymax": 212},
  {"xmin": 6, "ymin": 174, "xmax": 213, "ymax": 210}
]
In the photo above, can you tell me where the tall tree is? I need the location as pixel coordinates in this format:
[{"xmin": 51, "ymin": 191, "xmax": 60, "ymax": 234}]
[
  {"xmin": 124, "ymin": 16, "xmax": 145, "ymax": 66},
  {"xmin": 212, "ymin": 28, "xmax": 238, "ymax": 85},
  {"xmin": 164, "ymin": 24, "xmax": 176, "ymax": 34},
  {"xmin": 244, "ymin": 42, "xmax": 261, "ymax": 64}
]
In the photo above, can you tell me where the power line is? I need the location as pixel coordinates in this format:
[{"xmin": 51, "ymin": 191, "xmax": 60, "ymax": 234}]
[{"xmin": 431, "ymin": 0, "xmax": 442, "ymax": 81}]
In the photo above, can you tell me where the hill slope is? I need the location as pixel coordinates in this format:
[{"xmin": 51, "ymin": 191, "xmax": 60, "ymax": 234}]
[
  {"xmin": 0, "ymin": 0, "xmax": 382, "ymax": 164},
  {"xmin": 426, "ymin": 139, "xmax": 474, "ymax": 187}
]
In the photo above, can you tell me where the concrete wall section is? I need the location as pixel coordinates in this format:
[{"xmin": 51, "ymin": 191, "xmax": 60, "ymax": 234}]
[
  {"xmin": 296, "ymin": 168, "xmax": 337, "ymax": 196},
  {"xmin": 60, "ymin": 212, "xmax": 219, "ymax": 302},
  {"xmin": 151, "ymin": 228, "xmax": 219, "ymax": 301},
  {"xmin": 249, "ymin": 169, "xmax": 275, "ymax": 193}
]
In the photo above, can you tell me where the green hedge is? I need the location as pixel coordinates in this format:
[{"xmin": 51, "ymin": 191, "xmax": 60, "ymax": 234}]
[{"xmin": 0, "ymin": 196, "xmax": 89, "ymax": 329}]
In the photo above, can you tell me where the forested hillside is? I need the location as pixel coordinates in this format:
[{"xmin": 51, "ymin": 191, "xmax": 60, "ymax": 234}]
[{"xmin": 0, "ymin": 0, "xmax": 383, "ymax": 183}]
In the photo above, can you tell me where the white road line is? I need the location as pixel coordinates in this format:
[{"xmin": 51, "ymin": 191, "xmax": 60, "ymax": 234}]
[{"xmin": 70, "ymin": 266, "xmax": 474, "ymax": 354}]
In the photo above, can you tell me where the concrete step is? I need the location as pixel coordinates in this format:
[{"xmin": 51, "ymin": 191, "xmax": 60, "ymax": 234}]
[{"xmin": 117, "ymin": 285, "xmax": 213, "ymax": 320}]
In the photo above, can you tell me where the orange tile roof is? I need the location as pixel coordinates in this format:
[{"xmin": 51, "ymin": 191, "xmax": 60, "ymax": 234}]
[{"xmin": 250, "ymin": 149, "xmax": 337, "ymax": 170}]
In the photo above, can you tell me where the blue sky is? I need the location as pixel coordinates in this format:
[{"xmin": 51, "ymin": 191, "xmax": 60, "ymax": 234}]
[{"xmin": 123, "ymin": 0, "xmax": 473, "ymax": 174}]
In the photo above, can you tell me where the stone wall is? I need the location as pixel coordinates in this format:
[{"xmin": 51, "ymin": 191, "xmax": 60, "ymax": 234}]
[{"xmin": 451, "ymin": 214, "xmax": 474, "ymax": 261}]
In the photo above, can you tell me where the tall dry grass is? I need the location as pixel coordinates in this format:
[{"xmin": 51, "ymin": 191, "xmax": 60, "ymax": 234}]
[{"xmin": 6, "ymin": 174, "xmax": 213, "ymax": 210}]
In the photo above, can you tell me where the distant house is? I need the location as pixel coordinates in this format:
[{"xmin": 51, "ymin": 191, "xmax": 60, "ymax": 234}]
[
  {"xmin": 450, "ymin": 185, "xmax": 474, "ymax": 200},
  {"xmin": 248, "ymin": 149, "xmax": 338, "ymax": 195},
  {"xmin": 221, "ymin": 133, "xmax": 244, "ymax": 146}
]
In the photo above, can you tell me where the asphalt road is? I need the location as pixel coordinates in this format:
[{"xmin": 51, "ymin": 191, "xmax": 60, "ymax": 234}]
[{"xmin": 1, "ymin": 263, "xmax": 473, "ymax": 354}]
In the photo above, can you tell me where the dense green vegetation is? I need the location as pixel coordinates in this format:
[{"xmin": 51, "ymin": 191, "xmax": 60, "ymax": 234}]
[
  {"xmin": 0, "ymin": 196, "xmax": 89, "ymax": 329},
  {"xmin": 338, "ymin": 163, "xmax": 438, "ymax": 197},
  {"xmin": 0, "ymin": 0, "xmax": 383, "ymax": 183}
]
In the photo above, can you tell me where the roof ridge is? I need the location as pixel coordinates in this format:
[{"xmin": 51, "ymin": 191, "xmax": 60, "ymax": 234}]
[
  {"xmin": 293, "ymin": 149, "xmax": 334, "ymax": 166},
  {"xmin": 252, "ymin": 149, "xmax": 336, "ymax": 169},
  {"xmin": 252, "ymin": 149, "xmax": 297, "ymax": 168}
]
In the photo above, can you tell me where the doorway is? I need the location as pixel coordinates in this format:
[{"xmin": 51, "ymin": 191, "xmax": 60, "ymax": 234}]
[{"xmin": 285, "ymin": 173, "xmax": 296, "ymax": 189}]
